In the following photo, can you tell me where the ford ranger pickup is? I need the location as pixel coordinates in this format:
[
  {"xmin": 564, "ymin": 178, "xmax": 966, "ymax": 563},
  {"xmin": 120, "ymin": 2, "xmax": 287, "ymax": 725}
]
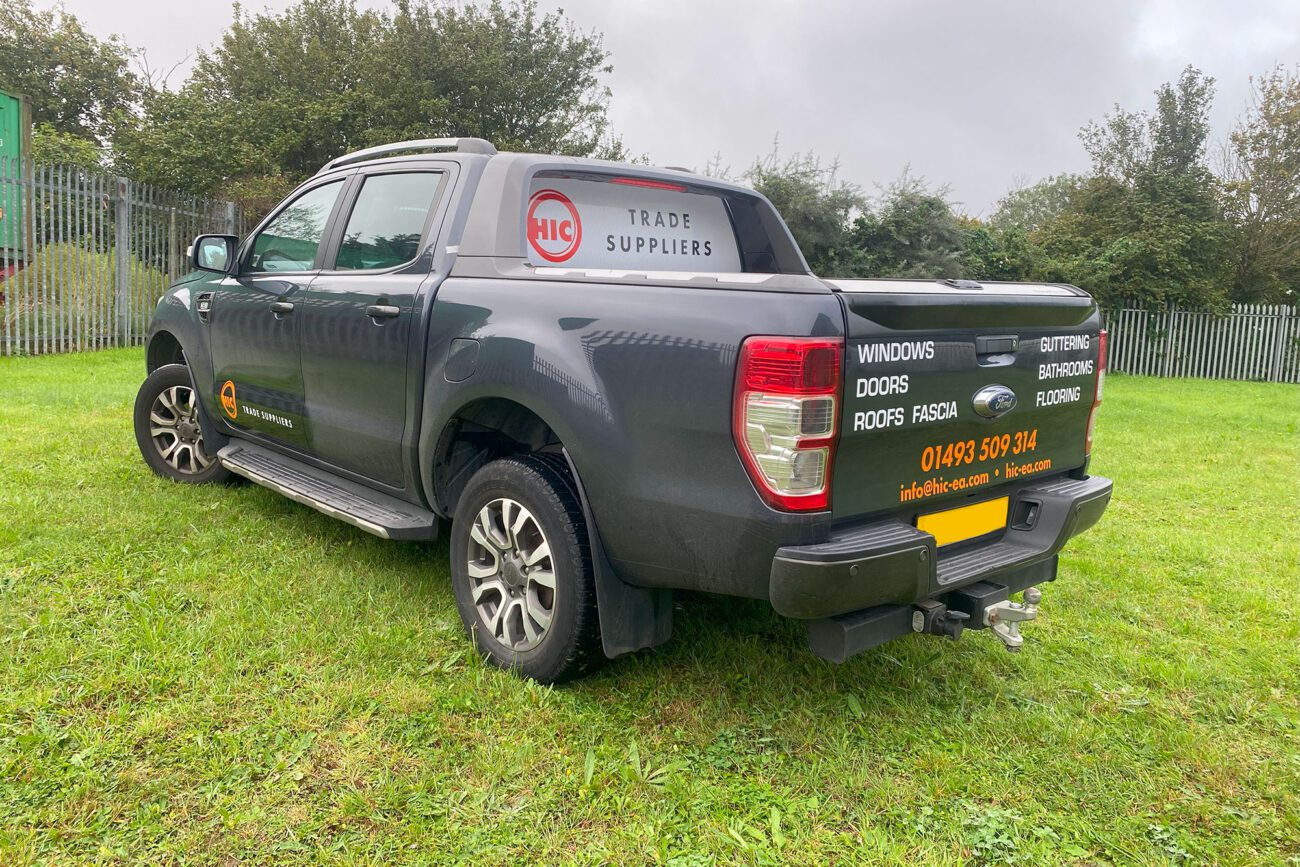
[{"xmin": 134, "ymin": 138, "xmax": 1112, "ymax": 682}]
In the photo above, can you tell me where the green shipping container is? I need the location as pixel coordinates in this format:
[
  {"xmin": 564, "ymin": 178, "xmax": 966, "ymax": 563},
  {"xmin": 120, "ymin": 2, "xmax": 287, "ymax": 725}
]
[{"xmin": 0, "ymin": 88, "xmax": 30, "ymax": 262}]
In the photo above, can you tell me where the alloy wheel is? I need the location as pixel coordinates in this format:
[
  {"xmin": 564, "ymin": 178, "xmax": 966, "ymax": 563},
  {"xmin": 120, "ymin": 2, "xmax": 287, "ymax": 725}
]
[
  {"xmin": 149, "ymin": 385, "xmax": 212, "ymax": 475},
  {"xmin": 465, "ymin": 497, "xmax": 557, "ymax": 651}
]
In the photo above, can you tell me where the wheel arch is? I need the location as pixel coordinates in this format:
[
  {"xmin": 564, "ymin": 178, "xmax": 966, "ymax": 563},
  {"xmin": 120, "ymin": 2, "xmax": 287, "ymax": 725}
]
[
  {"xmin": 146, "ymin": 330, "xmax": 185, "ymax": 373},
  {"xmin": 429, "ymin": 394, "xmax": 564, "ymax": 518},
  {"xmin": 429, "ymin": 392, "xmax": 672, "ymax": 660},
  {"xmin": 143, "ymin": 327, "xmax": 228, "ymax": 455}
]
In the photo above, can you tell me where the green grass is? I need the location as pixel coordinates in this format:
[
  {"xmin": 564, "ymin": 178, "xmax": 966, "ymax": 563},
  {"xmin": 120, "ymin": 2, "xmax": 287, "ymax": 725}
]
[{"xmin": 1, "ymin": 349, "xmax": 1297, "ymax": 865}]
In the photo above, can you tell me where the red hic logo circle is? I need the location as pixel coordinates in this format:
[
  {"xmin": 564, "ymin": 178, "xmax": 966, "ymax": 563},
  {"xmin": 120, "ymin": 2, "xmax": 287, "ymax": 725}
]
[{"xmin": 526, "ymin": 189, "xmax": 582, "ymax": 263}]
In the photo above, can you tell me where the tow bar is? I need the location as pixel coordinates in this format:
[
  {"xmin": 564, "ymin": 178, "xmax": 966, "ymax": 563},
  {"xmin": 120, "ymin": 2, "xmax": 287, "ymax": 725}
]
[
  {"xmin": 805, "ymin": 581, "xmax": 1049, "ymax": 663},
  {"xmin": 982, "ymin": 587, "xmax": 1041, "ymax": 651}
]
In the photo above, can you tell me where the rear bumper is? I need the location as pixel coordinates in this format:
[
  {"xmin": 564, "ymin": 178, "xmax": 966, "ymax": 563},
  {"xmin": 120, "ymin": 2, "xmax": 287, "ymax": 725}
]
[{"xmin": 769, "ymin": 474, "xmax": 1112, "ymax": 620}]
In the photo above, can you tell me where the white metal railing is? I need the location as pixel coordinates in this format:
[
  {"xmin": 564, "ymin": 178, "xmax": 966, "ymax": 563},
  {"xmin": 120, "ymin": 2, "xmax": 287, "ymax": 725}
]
[
  {"xmin": 0, "ymin": 156, "xmax": 248, "ymax": 355},
  {"xmin": 1105, "ymin": 304, "xmax": 1300, "ymax": 383},
  {"xmin": 1, "ymin": 159, "xmax": 1295, "ymax": 383}
]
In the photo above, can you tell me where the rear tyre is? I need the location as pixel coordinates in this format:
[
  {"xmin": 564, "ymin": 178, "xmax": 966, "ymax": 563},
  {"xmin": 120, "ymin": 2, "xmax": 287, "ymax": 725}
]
[
  {"xmin": 450, "ymin": 454, "xmax": 603, "ymax": 683},
  {"xmin": 133, "ymin": 363, "xmax": 230, "ymax": 484}
]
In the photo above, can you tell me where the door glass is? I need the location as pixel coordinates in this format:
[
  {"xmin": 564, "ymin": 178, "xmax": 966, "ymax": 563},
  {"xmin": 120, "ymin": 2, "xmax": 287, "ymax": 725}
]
[
  {"xmin": 247, "ymin": 180, "xmax": 344, "ymax": 273},
  {"xmin": 335, "ymin": 172, "xmax": 443, "ymax": 270}
]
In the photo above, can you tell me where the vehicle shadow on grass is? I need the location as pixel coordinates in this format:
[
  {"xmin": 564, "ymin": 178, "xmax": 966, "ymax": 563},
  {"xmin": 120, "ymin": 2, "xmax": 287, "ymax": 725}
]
[
  {"xmin": 250, "ymin": 491, "xmax": 1001, "ymax": 721},
  {"xmin": 573, "ymin": 589, "xmax": 1008, "ymax": 721}
]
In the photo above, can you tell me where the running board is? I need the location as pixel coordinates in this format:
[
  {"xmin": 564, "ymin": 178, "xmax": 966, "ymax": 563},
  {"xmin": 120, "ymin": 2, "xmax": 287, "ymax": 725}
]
[{"xmin": 218, "ymin": 442, "xmax": 438, "ymax": 541}]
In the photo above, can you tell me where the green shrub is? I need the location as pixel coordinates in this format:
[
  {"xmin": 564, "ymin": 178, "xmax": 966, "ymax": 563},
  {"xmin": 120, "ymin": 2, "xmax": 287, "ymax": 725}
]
[{"xmin": 3, "ymin": 241, "xmax": 172, "ymax": 350}]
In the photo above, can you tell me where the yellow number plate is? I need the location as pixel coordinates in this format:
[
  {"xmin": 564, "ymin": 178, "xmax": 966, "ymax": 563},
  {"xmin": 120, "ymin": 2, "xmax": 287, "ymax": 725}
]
[{"xmin": 916, "ymin": 496, "xmax": 1009, "ymax": 547}]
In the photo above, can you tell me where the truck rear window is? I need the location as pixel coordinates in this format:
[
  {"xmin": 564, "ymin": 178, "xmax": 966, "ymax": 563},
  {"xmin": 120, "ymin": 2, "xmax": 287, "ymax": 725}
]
[{"xmin": 525, "ymin": 175, "xmax": 743, "ymax": 272}]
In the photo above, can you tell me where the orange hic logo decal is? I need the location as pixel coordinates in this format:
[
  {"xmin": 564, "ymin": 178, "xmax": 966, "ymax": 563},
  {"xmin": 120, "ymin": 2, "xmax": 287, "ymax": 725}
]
[{"xmin": 220, "ymin": 380, "xmax": 238, "ymax": 419}]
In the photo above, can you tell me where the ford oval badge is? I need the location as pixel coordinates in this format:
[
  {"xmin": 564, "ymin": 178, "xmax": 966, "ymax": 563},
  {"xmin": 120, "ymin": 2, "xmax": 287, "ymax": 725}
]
[{"xmin": 972, "ymin": 385, "xmax": 1017, "ymax": 419}]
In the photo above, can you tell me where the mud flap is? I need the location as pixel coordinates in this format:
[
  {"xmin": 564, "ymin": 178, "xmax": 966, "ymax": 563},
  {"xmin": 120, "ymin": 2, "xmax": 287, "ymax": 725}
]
[{"xmin": 563, "ymin": 449, "xmax": 673, "ymax": 658}]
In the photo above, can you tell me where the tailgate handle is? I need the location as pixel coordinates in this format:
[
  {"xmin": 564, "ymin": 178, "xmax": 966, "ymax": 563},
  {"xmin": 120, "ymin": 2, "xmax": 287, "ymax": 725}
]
[{"xmin": 976, "ymin": 335, "xmax": 1019, "ymax": 355}]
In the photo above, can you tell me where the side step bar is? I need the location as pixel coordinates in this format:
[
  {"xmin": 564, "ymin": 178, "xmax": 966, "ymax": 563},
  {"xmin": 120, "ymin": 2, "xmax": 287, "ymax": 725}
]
[{"xmin": 218, "ymin": 442, "xmax": 438, "ymax": 541}]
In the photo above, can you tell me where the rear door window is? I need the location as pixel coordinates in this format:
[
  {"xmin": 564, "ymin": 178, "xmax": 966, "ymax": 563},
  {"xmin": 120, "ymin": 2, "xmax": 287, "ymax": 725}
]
[
  {"xmin": 335, "ymin": 171, "xmax": 444, "ymax": 270},
  {"xmin": 525, "ymin": 176, "xmax": 743, "ymax": 272}
]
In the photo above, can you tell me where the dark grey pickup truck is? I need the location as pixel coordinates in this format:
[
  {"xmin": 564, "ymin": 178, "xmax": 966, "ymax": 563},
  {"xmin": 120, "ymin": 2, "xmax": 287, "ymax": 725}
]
[{"xmin": 135, "ymin": 138, "xmax": 1112, "ymax": 682}]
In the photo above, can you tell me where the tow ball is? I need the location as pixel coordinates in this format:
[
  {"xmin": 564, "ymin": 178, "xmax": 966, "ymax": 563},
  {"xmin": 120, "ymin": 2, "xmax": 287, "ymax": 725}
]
[{"xmin": 983, "ymin": 587, "xmax": 1042, "ymax": 652}]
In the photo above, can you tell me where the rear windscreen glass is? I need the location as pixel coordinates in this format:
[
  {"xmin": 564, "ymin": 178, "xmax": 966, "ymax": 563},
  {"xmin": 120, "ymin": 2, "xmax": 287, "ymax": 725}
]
[{"xmin": 525, "ymin": 175, "xmax": 743, "ymax": 271}]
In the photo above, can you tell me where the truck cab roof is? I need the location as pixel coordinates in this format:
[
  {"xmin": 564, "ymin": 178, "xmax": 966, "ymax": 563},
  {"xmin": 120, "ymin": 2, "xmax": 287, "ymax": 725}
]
[{"xmin": 310, "ymin": 138, "xmax": 822, "ymax": 290}]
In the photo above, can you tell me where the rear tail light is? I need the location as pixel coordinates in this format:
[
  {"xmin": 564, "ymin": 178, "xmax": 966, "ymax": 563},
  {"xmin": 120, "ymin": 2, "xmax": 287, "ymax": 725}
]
[
  {"xmin": 1085, "ymin": 329, "xmax": 1108, "ymax": 455},
  {"xmin": 733, "ymin": 336, "xmax": 842, "ymax": 511}
]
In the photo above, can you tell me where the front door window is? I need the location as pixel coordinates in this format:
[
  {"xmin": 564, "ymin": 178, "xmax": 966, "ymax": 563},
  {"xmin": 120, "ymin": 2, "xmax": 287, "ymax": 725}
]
[{"xmin": 247, "ymin": 181, "xmax": 344, "ymax": 273}]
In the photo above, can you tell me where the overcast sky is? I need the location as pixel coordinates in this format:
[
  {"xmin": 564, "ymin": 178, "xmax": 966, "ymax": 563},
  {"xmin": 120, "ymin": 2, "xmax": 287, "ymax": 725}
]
[{"xmin": 53, "ymin": 0, "xmax": 1300, "ymax": 214}]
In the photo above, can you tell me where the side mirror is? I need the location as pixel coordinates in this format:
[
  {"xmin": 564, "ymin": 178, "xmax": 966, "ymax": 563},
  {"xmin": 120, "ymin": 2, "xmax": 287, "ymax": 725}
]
[{"xmin": 191, "ymin": 234, "xmax": 238, "ymax": 273}]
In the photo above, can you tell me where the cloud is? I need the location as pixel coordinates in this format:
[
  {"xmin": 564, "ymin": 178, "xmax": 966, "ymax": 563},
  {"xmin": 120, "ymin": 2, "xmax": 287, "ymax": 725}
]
[
  {"xmin": 554, "ymin": 0, "xmax": 1298, "ymax": 212},
  {"xmin": 54, "ymin": 0, "xmax": 1300, "ymax": 212}
]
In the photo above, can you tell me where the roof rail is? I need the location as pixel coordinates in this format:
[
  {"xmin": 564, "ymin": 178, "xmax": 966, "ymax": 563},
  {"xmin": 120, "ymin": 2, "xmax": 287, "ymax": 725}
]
[{"xmin": 319, "ymin": 137, "xmax": 497, "ymax": 173}]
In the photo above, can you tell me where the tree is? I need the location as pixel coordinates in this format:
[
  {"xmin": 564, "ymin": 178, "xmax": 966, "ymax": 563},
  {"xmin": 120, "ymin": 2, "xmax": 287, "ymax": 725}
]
[
  {"xmin": 991, "ymin": 174, "xmax": 1082, "ymax": 232},
  {"xmin": 1042, "ymin": 66, "xmax": 1233, "ymax": 308},
  {"xmin": 0, "ymin": 0, "xmax": 140, "ymax": 143},
  {"xmin": 113, "ymin": 86, "xmax": 286, "ymax": 200},
  {"xmin": 960, "ymin": 220, "xmax": 1042, "ymax": 282},
  {"xmin": 1150, "ymin": 68, "xmax": 1216, "ymax": 177},
  {"xmin": 1035, "ymin": 174, "xmax": 1232, "ymax": 308},
  {"xmin": 114, "ymin": 0, "xmax": 389, "ymax": 195},
  {"xmin": 1080, "ymin": 66, "xmax": 1216, "ymax": 185},
  {"xmin": 113, "ymin": 0, "xmax": 622, "ymax": 207},
  {"xmin": 745, "ymin": 145, "xmax": 864, "ymax": 274},
  {"xmin": 1220, "ymin": 65, "xmax": 1300, "ymax": 304},
  {"xmin": 30, "ymin": 124, "xmax": 103, "ymax": 170},
  {"xmin": 383, "ymin": 0, "xmax": 621, "ymax": 157},
  {"xmin": 846, "ymin": 172, "xmax": 966, "ymax": 279}
]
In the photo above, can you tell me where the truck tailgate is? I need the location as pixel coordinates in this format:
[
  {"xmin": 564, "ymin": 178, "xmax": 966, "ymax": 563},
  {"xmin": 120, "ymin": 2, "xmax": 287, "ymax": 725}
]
[{"xmin": 828, "ymin": 279, "xmax": 1103, "ymax": 522}]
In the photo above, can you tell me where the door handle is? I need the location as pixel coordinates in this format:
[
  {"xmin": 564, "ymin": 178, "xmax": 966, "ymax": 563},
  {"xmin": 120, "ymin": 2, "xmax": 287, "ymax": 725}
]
[
  {"xmin": 366, "ymin": 305, "xmax": 401, "ymax": 320},
  {"xmin": 269, "ymin": 301, "xmax": 295, "ymax": 315}
]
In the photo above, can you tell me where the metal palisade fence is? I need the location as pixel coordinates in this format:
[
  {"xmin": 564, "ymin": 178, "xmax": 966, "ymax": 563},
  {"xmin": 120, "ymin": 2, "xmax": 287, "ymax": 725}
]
[
  {"xmin": 1105, "ymin": 304, "xmax": 1300, "ymax": 383},
  {"xmin": 0, "ymin": 154, "xmax": 1296, "ymax": 383},
  {"xmin": 0, "ymin": 156, "xmax": 248, "ymax": 355}
]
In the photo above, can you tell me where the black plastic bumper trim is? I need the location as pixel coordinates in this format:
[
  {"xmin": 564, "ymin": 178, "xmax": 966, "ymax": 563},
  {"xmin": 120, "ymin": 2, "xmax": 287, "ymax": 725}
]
[{"xmin": 770, "ymin": 474, "xmax": 1112, "ymax": 620}]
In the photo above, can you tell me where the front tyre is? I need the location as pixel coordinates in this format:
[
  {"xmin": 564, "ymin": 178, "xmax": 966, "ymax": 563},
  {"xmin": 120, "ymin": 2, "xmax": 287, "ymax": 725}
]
[
  {"xmin": 450, "ymin": 455, "xmax": 602, "ymax": 683},
  {"xmin": 133, "ymin": 363, "xmax": 230, "ymax": 484}
]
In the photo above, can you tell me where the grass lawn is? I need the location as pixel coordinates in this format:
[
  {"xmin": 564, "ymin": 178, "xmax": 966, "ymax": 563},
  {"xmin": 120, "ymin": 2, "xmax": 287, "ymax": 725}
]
[{"xmin": 0, "ymin": 348, "xmax": 1296, "ymax": 865}]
